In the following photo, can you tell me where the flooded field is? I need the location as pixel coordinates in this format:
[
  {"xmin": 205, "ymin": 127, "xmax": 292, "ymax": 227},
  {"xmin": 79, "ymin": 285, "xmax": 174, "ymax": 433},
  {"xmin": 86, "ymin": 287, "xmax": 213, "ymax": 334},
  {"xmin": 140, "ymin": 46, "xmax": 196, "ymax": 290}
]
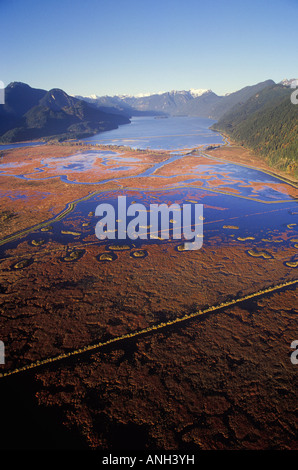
[{"xmin": 0, "ymin": 117, "xmax": 297, "ymax": 450}]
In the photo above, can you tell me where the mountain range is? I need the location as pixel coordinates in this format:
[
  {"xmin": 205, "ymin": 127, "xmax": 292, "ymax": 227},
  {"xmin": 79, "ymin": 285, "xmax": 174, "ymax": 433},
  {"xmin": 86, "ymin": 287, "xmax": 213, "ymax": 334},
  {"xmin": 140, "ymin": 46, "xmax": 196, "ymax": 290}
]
[
  {"xmin": 0, "ymin": 82, "xmax": 130, "ymax": 143},
  {"xmin": 76, "ymin": 79, "xmax": 276, "ymax": 119},
  {"xmin": 0, "ymin": 78, "xmax": 296, "ymax": 147},
  {"xmin": 212, "ymin": 83, "xmax": 298, "ymax": 177}
]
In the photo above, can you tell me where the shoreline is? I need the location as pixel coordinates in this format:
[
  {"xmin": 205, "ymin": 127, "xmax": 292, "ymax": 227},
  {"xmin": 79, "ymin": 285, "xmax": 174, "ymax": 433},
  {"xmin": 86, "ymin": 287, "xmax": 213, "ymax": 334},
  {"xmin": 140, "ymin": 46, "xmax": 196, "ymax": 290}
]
[
  {"xmin": 1, "ymin": 128, "xmax": 297, "ymax": 186},
  {"xmin": 208, "ymin": 132, "xmax": 298, "ymax": 186},
  {"xmin": 1, "ymin": 133, "xmax": 298, "ymax": 451}
]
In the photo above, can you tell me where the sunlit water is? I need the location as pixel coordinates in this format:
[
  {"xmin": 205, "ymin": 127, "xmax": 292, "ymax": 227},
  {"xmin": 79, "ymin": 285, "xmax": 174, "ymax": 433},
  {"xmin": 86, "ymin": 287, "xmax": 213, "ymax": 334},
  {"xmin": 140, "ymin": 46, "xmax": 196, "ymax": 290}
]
[
  {"xmin": 78, "ymin": 116, "xmax": 224, "ymax": 150},
  {"xmin": 0, "ymin": 117, "xmax": 297, "ymax": 256}
]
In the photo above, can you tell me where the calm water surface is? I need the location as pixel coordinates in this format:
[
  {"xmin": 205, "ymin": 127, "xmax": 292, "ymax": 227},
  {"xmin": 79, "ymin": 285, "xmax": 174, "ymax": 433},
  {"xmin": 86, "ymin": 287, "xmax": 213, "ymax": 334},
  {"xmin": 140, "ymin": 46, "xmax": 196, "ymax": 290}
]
[
  {"xmin": 0, "ymin": 117, "xmax": 296, "ymax": 254},
  {"xmin": 78, "ymin": 116, "xmax": 224, "ymax": 150}
]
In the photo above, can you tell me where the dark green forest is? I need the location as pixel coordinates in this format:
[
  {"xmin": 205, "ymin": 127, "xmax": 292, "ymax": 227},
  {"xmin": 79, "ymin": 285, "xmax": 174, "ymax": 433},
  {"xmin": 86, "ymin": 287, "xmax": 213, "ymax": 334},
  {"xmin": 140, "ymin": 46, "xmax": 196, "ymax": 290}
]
[{"xmin": 212, "ymin": 85, "xmax": 298, "ymax": 178}]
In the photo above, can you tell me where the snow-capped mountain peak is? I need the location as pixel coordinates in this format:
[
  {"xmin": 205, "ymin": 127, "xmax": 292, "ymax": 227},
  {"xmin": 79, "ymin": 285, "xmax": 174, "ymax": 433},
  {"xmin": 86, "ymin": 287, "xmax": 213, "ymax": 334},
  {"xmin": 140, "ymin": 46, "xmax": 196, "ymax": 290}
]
[
  {"xmin": 280, "ymin": 78, "xmax": 298, "ymax": 88},
  {"xmin": 189, "ymin": 88, "xmax": 211, "ymax": 97},
  {"xmin": 116, "ymin": 89, "xmax": 212, "ymax": 99},
  {"xmin": 115, "ymin": 91, "xmax": 166, "ymax": 99}
]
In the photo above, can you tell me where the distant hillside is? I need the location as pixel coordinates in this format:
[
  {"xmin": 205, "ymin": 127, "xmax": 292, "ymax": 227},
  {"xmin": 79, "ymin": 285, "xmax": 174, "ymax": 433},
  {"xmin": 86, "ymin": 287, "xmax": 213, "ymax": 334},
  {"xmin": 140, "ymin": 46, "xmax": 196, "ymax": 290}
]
[
  {"xmin": 212, "ymin": 84, "xmax": 298, "ymax": 177},
  {"xmin": 0, "ymin": 83, "xmax": 130, "ymax": 143},
  {"xmin": 75, "ymin": 94, "xmax": 159, "ymax": 117},
  {"xmin": 121, "ymin": 90, "xmax": 219, "ymax": 117},
  {"xmin": 79, "ymin": 80, "xmax": 276, "ymax": 119},
  {"xmin": 0, "ymin": 82, "xmax": 47, "ymax": 135},
  {"xmin": 208, "ymin": 80, "xmax": 275, "ymax": 119}
]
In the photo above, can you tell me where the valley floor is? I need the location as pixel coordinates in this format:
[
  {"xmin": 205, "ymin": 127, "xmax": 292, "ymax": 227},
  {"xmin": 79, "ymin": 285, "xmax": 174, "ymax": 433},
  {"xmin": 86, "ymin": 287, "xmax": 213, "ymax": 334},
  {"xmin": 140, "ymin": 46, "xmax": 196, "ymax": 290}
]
[
  {"xmin": 205, "ymin": 139, "xmax": 298, "ymax": 185},
  {"xmin": 0, "ymin": 139, "xmax": 297, "ymax": 450}
]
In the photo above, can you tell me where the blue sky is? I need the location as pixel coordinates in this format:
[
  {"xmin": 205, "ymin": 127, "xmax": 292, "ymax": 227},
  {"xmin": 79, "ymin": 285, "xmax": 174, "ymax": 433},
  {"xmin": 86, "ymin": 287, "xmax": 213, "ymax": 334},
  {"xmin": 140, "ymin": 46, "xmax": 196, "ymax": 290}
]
[{"xmin": 1, "ymin": 0, "xmax": 297, "ymax": 97}]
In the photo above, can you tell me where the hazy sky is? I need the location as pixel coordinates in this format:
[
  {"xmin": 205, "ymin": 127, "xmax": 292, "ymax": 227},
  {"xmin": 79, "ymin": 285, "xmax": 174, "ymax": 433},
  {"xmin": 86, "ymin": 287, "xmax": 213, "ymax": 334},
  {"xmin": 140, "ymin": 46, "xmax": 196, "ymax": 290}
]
[{"xmin": 1, "ymin": 0, "xmax": 297, "ymax": 96}]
